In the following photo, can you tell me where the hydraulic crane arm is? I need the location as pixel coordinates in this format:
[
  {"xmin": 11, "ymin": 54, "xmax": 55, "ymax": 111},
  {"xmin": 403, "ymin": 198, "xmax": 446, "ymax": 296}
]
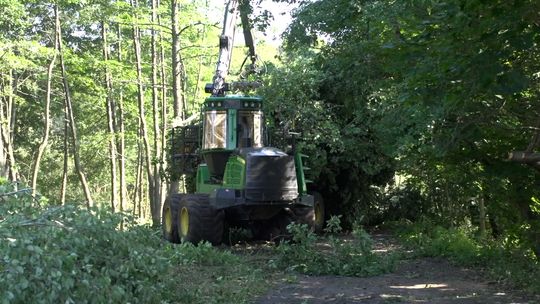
[
  {"xmin": 211, "ymin": 0, "xmax": 238, "ymax": 96},
  {"xmin": 208, "ymin": 0, "xmax": 259, "ymax": 96}
]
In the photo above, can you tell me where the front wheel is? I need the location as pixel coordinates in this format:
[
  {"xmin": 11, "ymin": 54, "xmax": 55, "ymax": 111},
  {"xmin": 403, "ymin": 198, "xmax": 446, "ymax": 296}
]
[
  {"xmin": 162, "ymin": 194, "xmax": 183, "ymax": 243},
  {"xmin": 177, "ymin": 194, "xmax": 224, "ymax": 245}
]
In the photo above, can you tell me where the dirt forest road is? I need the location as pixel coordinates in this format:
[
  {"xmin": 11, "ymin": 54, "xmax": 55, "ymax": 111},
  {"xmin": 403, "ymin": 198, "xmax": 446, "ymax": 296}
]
[{"xmin": 256, "ymin": 233, "xmax": 538, "ymax": 304}]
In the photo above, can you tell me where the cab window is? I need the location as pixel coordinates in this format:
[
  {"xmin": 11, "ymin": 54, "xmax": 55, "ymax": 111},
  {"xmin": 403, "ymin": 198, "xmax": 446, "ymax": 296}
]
[
  {"xmin": 237, "ymin": 111, "xmax": 263, "ymax": 148},
  {"xmin": 203, "ymin": 110, "xmax": 227, "ymax": 149}
]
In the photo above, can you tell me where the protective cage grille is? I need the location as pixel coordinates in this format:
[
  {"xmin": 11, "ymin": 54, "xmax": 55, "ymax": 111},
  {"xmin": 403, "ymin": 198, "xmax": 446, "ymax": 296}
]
[{"xmin": 169, "ymin": 125, "xmax": 201, "ymax": 180}]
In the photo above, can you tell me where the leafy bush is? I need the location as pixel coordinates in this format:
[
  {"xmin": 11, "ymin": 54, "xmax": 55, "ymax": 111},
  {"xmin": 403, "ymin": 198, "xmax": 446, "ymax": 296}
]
[
  {"xmin": 0, "ymin": 195, "xmax": 266, "ymax": 304},
  {"xmin": 270, "ymin": 216, "xmax": 396, "ymax": 276}
]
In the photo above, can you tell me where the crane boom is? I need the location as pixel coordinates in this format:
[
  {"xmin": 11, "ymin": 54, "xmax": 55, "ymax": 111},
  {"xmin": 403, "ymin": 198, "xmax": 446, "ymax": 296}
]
[
  {"xmin": 209, "ymin": 0, "xmax": 258, "ymax": 96},
  {"xmin": 211, "ymin": 0, "xmax": 238, "ymax": 96}
]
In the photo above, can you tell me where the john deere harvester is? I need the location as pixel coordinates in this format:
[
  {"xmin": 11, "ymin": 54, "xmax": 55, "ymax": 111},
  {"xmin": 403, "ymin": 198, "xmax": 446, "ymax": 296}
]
[{"xmin": 161, "ymin": 0, "xmax": 324, "ymax": 245}]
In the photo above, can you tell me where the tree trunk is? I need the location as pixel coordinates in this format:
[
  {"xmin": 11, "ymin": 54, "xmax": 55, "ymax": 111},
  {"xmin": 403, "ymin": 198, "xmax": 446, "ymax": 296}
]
[
  {"xmin": 60, "ymin": 96, "xmax": 69, "ymax": 205},
  {"xmin": 158, "ymin": 0, "xmax": 168, "ymax": 204},
  {"xmin": 0, "ymin": 85, "xmax": 10, "ymax": 179},
  {"xmin": 171, "ymin": 0, "xmax": 184, "ymax": 120},
  {"xmin": 102, "ymin": 21, "xmax": 118, "ymax": 212},
  {"xmin": 131, "ymin": 0, "xmax": 157, "ymax": 224},
  {"xmin": 8, "ymin": 71, "xmax": 17, "ymax": 182},
  {"xmin": 133, "ymin": 135, "xmax": 143, "ymax": 217},
  {"xmin": 179, "ymin": 54, "xmax": 188, "ymax": 115},
  {"xmin": 31, "ymin": 10, "xmax": 58, "ymax": 197},
  {"xmin": 0, "ymin": 69, "xmax": 18, "ymax": 182},
  {"xmin": 57, "ymin": 7, "xmax": 93, "ymax": 207},
  {"xmin": 117, "ymin": 24, "xmax": 127, "ymax": 217},
  {"xmin": 0, "ymin": 106, "xmax": 4, "ymax": 178},
  {"xmin": 478, "ymin": 195, "xmax": 486, "ymax": 239},
  {"xmin": 151, "ymin": 0, "xmax": 163, "ymax": 223}
]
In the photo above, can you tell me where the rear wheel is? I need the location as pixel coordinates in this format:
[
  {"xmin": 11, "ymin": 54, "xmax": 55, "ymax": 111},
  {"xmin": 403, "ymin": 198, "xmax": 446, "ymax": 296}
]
[
  {"xmin": 162, "ymin": 194, "xmax": 183, "ymax": 243},
  {"xmin": 294, "ymin": 192, "xmax": 325, "ymax": 233},
  {"xmin": 177, "ymin": 194, "xmax": 224, "ymax": 245}
]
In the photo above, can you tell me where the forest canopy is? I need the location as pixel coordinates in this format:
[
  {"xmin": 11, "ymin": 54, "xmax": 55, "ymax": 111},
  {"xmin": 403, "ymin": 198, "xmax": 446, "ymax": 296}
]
[{"xmin": 262, "ymin": 0, "xmax": 540, "ymax": 257}]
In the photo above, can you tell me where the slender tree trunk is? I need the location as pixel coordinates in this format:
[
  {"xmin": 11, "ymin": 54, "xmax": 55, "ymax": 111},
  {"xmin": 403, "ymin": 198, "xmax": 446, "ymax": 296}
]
[
  {"xmin": 158, "ymin": 0, "xmax": 168, "ymax": 203},
  {"xmin": 478, "ymin": 195, "xmax": 486, "ymax": 239},
  {"xmin": 131, "ymin": 1, "xmax": 157, "ymax": 224},
  {"xmin": 141, "ymin": 168, "xmax": 147, "ymax": 218},
  {"xmin": 31, "ymin": 14, "xmax": 58, "ymax": 197},
  {"xmin": 101, "ymin": 21, "xmax": 118, "ymax": 212},
  {"xmin": 151, "ymin": 0, "xmax": 163, "ymax": 221},
  {"xmin": 0, "ymin": 97, "xmax": 10, "ymax": 179},
  {"xmin": 8, "ymin": 71, "xmax": 17, "ymax": 182},
  {"xmin": 60, "ymin": 99, "xmax": 69, "ymax": 205},
  {"xmin": 0, "ymin": 93, "xmax": 10, "ymax": 179},
  {"xmin": 0, "ymin": 69, "xmax": 18, "ymax": 181},
  {"xmin": 179, "ymin": 55, "xmax": 188, "ymax": 115},
  {"xmin": 171, "ymin": 0, "xmax": 184, "ymax": 120},
  {"xmin": 57, "ymin": 7, "xmax": 93, "ymax": 207},
  {"xmin": 117, "ymin": 24, "xmax": 127, "ymax": 216},
  {"xmin": 133, "ymin": 134, "xmax": 143, "ymax": 216},
  {"xmin": 0, "ymin": 101, "xmax": 4, "ymax": 178}
]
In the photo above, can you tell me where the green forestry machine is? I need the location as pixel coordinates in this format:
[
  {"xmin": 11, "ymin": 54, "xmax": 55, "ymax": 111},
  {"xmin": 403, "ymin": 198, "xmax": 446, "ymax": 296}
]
[{"xmin": 162, "ymin": 0, "xmax": 324, "ymax": 244}]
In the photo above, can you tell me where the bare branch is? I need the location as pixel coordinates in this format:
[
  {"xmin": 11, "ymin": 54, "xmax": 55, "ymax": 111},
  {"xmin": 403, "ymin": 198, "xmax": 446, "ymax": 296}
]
[
  {"xmin": 111, "ymin": 20, "xmax": 173, "ymax": 34},
  {"xmin": 179, "ymin": 21, "xmax": 220, "ymax": 36},
  {"xmin": 180, "ymin": 45, "xmax": 216, "ymax": 51}
]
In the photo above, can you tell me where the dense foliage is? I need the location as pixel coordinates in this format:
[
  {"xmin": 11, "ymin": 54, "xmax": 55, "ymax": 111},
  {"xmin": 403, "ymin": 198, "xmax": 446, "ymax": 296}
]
[
  {"xmin": 0, "ymin": 184, "xmax": 268, "ymax": 303},
  {"xmin": 262, "ymin": 0, "xmax": 540, "ymax": 258}
]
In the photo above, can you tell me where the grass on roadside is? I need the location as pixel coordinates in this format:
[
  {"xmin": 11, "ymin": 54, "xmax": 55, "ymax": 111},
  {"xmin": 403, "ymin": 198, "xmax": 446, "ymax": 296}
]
[{"xmin": 389, "ymin": 220, "xmax": 540, "ymax": 293}]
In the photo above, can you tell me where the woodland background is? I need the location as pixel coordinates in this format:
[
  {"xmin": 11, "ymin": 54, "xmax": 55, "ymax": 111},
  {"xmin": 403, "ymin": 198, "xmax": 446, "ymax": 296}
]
[{"xmin": 1, "ymin": 0, "xmax": 539, "ymax": 284}]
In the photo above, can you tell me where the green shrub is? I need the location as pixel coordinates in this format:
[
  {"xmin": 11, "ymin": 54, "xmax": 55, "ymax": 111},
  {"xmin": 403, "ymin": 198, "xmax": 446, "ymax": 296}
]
[
  {"xmin": 270, "ymin": 216, "xmax": 396, "ymax": 276},
  {"xmin": 0, "ymin": 198, "xmax": 266, "ymax": 304}
]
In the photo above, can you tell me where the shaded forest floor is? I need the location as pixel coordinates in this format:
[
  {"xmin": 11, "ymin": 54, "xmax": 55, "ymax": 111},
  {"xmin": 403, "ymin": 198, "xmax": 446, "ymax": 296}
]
[{"xmin": 254, "ymin": 232, "xmax": 539, "ymax": 304}]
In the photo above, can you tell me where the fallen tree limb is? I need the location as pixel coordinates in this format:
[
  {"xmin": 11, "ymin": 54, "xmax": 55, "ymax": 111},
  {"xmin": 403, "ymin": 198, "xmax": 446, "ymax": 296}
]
[
  {"xmin": 0, "ymin": 188, "xmax": 33, "ymax": 197},
  {"xmin": 171, "ymin": 113, "xmax": 199, "ymax": 128},
  {"xmin": 508, "ymin": 151, "xmax": 540, "ymax": 170}
]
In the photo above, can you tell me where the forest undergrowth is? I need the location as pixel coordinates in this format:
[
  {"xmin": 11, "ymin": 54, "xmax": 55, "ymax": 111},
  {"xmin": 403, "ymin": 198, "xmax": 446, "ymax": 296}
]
[
  {"xmin": 389, "ymin": 219, "xmax": 540, "ymax": 293},
  {"xmin": 0, "ymin": 204, "xmax": 394, "ymax": 303},
  {"xmin": 0, "ymin": 185, "xmax": 269, "ymax": 303},
  {"xmin": 0, "ymin": 183, "xmax": 395, "ymax": 303},
  {"xmin": 2, "ymin": 181, "xmax": 538, "ymax": 303}
]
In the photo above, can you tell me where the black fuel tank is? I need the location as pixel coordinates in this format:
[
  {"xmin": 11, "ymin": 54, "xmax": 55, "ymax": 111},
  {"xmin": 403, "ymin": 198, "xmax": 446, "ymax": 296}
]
[{"xmin": 239, "ymin": 148, "xmax": 299, "ymax": 202}]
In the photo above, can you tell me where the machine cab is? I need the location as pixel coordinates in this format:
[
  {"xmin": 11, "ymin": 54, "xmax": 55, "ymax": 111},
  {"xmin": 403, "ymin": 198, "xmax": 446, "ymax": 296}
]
[{"xmin": 201, "ymin": 96, "xmax": 264, "ymax": 179}]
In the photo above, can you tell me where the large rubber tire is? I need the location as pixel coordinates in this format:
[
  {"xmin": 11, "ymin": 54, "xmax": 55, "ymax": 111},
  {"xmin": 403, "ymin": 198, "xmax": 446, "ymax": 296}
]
[
  {"xmin": 293, "ymin": 192, "xmax": 326, "ymax": 233},
  {"xmin": 177, "ymin": 194, "xmax": 224, "ymax": 245},
  {"xmin": 162, "ymin": 194, "xmax": 183, "ymax": 243}
]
